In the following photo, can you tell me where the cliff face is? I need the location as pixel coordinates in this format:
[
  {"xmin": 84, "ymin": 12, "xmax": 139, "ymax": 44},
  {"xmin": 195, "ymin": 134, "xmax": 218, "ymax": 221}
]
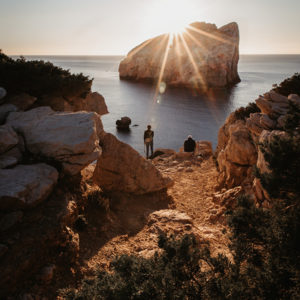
[
  {"xmin": 216, "ymin": 87, "xmax": 300, "ymax": 206},
  {"xmin": 119, "ymin": 22, "xmax": 240, "ymax": 89}
]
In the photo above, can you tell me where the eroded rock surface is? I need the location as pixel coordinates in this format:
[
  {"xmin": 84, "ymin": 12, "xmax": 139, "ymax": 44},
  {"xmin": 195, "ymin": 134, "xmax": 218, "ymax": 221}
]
[
  {"xmin": 93, "ymin": 133, "xmax": 173, "ymax": 194},
  {"xmin": 0, "ymin": 163, "xmax": 58, "ymax": 210},
  {"xmin": 119, "ymin": 22, "xmax": 240, "ymax": 89},
  {"xmin": 7, "ymin": 107, "xmax": 102, "ymax": 175},
  {"xmin": 216, "ymin": 88, "xmax": 299, "ymax": 203}
]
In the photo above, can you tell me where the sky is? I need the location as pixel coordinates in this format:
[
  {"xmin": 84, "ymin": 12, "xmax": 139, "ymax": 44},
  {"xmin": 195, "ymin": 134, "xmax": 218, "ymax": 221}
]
[{"xmin": 1, "ymin": 0, "xmax": 300, "ymax": 55}]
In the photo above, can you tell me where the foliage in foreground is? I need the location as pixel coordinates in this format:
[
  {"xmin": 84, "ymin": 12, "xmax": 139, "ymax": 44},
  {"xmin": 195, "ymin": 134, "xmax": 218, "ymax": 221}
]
[
  {"xmin": 60, "ymin": 76, "xmax": 300, "ymax": 300},
  {"xmin": 0, "ymin": 50, "xmax": 92, "ymax": 98},
  {"xmin": 233, "ymin": 102, "xmax": 260, "ymax": 120},
  {"xmin": 273, "ymin": 72, "xmax": 300, "ymax": 96}
]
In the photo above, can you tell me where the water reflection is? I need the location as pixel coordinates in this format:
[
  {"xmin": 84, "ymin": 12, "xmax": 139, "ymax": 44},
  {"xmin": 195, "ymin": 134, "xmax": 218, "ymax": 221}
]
[{"xmin": 102, "ymin": 79, "xmax": 234, "ymax": 153}]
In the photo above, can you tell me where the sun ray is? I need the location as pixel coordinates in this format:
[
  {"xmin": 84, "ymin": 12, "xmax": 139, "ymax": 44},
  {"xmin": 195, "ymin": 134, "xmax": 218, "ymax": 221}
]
[
  {"xmin": 153, "ymin": 33, "xmax": 172, "ymax": 102},
  {"xmin": 183, "ymin": 30, "xmax": 208, "ymax": 56},
  {"xmin": 173, "ymin": 33, "xmax": 185, "ymax": 82},
  {"xmin": 178, "ymin": 33, "xmax": 208, "ymax": 92}
]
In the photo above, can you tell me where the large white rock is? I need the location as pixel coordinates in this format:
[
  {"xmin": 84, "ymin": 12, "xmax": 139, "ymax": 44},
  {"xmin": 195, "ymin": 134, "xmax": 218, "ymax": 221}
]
[
  {"xmin": 0, "ymin": 164, "xmax": 58, "ymax": 210},
  {"xmin": 119, "ymin": 22, "xmax": 240, "ymax": 89},
  {"xmin": 0, "ymin": 124, "xmax": 19, "ymax": 154},
  {"xmin": 93, "ymin": 133, "xmax": 173, "ymax": 194},
  {"xmin": 7, "ymin": 107, "xmax": 103, "ymax": 175}
]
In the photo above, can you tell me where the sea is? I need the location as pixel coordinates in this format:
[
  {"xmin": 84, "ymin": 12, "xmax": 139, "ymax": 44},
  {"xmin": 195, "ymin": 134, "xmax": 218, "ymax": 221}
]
[{"xmin": 22, "ymin": 55, "xmax": 300, "ymax": 154}]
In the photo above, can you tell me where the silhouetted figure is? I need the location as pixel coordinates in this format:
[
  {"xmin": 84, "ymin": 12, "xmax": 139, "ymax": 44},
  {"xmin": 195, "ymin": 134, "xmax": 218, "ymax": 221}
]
[
  {"xmin": 184, "ymin": 135, "xmax": 196, "ymax": 152},
  {"xmin": 144, "ymin": 125, "xmax": 154, "ymax": 159}
]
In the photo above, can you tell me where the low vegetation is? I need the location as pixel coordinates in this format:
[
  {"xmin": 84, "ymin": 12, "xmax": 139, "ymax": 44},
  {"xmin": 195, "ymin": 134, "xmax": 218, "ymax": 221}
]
[
  {"xmin": 59, "ymin": 75, "xmax": 300, "ymax": 299},
  {"xmin": 273, "ymin": 72, "xmax": 300, "ymax": 96},
  {"xmin": 233, "ymin": 102, "xmax": 260, "ymax": 120},
  {"xmin": 0, "ymin": 50, "xmax": 92, "ymax": 98},
  {"xmin": 61, "ymin": 127, "xmax": 300, "ymax": 299}
]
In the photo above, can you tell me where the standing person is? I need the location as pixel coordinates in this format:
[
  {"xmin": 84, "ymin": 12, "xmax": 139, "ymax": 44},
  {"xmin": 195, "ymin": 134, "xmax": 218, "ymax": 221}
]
[
  {"xmin": 184, "ymin": 135, "xmax": 196, "ymax": 152},
  {"xmin": 144, "ymin": 125, "xmax": 154, "ymax": 159}
]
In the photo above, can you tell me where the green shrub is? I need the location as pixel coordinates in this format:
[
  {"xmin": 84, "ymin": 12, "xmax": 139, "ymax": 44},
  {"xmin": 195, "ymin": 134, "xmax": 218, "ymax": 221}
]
[
  {"xmin": 272, "ymin": 73, "xmax": 300, "ymax": 96},
  {"xmin": 0, "ymin": 50, "xmax": 92, "ymax": 98},
  {"xmin": 234, "ymin": 102, "xmax": 260, "ymax": 120}
]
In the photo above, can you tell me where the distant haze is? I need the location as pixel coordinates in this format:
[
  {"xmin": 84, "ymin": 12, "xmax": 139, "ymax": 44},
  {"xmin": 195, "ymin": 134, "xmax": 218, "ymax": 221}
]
[{"xmin": 1, "ymin": 0, "xmax": 300, "ymax": 55}]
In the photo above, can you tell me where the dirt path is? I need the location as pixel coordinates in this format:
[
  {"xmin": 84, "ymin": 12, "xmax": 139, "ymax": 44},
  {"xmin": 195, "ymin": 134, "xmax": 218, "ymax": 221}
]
[
  {"xmin": 79, "ymin": 157, "xmax": 229, "ymax": 275},
  {"xmin": 45, "ymin": 156, "xmax": 231, "ymax": 297}
]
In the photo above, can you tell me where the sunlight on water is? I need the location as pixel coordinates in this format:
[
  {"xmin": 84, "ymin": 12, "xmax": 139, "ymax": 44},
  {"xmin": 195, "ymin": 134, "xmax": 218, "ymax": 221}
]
[{"xmin": 23, "ymin": 55, "xmax": 300, "ymax": 154}]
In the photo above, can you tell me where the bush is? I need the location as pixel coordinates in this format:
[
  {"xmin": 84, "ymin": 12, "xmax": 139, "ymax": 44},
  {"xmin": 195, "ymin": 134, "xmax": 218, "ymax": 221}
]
[
  {"xmin": 59, "ymin": 75, "xmax": 300, "ymax": 299},
  {"xmin": 272, "ymin": 73, "xmax": 300, "ymax": 96},
  {"xmin": 234, "ymin": 102, "xmax": 260, "ymax": 120},
  {"xmin": 0, "ymin": 50, "xmax": 92, "ymax": 98},
  {"xmin": 60, "ymin": 234, "xmax": 232, "ymax": 300}
]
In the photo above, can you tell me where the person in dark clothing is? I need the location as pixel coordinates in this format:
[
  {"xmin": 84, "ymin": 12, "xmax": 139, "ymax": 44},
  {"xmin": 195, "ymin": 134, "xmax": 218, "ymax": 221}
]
[
  {"xmin": 144, "ymin": 125, "xmax": 154, "ymax": 159},
  {"xmin": 184, "ymin": 135, "xmax": 196, "ymax": 152}
]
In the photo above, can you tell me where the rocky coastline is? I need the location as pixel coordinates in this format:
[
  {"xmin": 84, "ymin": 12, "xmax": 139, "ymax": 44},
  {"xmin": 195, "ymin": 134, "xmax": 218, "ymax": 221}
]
[{"xmin": 0, "ymin": 53, "xmax": 299, "ymax": 298}]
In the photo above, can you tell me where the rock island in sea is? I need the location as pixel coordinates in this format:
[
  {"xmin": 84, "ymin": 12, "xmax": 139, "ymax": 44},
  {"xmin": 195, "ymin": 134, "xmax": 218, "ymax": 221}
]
[{"xmin": 119, "ymin": 21, "xmax": 240, "ymax": 90}]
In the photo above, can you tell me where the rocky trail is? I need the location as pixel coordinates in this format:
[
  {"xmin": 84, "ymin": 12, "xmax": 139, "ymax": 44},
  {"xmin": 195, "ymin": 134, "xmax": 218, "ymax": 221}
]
[{"xmin": 60, "ymin": 156, "xmax": 232, "ymax": 293}]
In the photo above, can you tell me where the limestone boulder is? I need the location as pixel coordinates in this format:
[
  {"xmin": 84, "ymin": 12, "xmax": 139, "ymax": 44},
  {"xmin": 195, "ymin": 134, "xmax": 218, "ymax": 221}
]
[
  {"xmin": 224, "ymin": 121, "xmax": 257, "ymax": 166},
  {"xmin": 255, "ymin": 91, "xmax": 289, "ymax": 117},
  {"xmin": 213, "ymin": 186, "xmax": 243, "ymax": 208},
  {"xmin": 217, "ymin": 120, "xmax": 257, "ymax": 187},
  {"xmin": 83, "ymin": 92, "xmax": 108, "ymax": 115},
  {"xmin": 0, "ymin": 124, "xmax": 18, "ymax": 154},
  {"xmin": 116, "ymin": 116, "xmax": 131, "ymax": 130},
  {"xmin": 195, "ymin": 141, "xmax": 213, "ymax": 157},
  {"xmin": 217, "ymin": 150, "xmax": 253, "ymax": 188},
  {"xmin": 119, "ymin": 22, "xmax": 240, "ymax": 89},
  {"xmin": 7, "ymin": 107, "xmax": 103, "ymax": 175},
  {"xmin": 0, "ymin": 104, "xmax": 18, "ymax": 124},
  {"xmin": 0, "ymin": 149, "xmax": 21, "ymax": 169},
  {"xmin": 93, "ymin": 133, "xmax": 173, "ymax": 195},
  {"xmin": 246, "ymin": 113, "xmax": 276, "ymax": 136},
  {"xmin": 148, "ymin": 210, "xmax": 192, "ymax": 225},
  {"xmin": 216, "ymin": 111, "xmax": 238, "ymax": 155},
  {"xmin": 0, "ymin": 164, "xmax": 58, "ymax": 211}
]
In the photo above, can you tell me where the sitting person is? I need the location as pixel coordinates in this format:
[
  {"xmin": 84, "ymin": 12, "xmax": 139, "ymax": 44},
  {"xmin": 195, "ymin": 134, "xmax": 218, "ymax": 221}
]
[{"xmin": 184, "ymin": 135, "xmax": 196, "ymax": 152}]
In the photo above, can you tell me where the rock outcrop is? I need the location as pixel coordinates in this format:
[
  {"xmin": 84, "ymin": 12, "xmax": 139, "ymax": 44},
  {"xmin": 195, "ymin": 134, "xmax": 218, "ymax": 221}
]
[
  {"xmin": 0, "ymin": 163, "xmax": 58, "ymax": 210},
  {"xmin": 36, "ymin": 91, "xmax": 108, "ymax": 115},
  {"xmin": 93, "ymin": 133, "xmax": 173, "ymax": 195},
  {"xmin": 0, "ymin": 124, "xmax": 19, "ymax": 154},
  {"xmin": 7, "ymin": 107, "xmax": 102, "ymax": 175},
  {"xmin": 116, "ymin": 116, "xmax": 131, "ymax": 130},
  {"xmin": 216, "ymin": 88, "xmax": 300, "ymax": 204},
  {"xmin": 119, "ymin": 22, "xmax": 240, "ymax": 89}
]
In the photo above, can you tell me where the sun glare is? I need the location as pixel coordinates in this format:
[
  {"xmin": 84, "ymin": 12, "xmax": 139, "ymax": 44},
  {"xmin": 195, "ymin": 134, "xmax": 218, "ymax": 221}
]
[{"xmin": 167, "ymin": 23, "xmax": 187, "ymax": 35}]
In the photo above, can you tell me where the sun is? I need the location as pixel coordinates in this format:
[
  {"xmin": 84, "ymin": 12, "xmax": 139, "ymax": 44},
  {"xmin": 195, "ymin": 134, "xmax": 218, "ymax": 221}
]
[{"xmin": 167, "ymin": 22, "xmax": 187, "ymax": 35}]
